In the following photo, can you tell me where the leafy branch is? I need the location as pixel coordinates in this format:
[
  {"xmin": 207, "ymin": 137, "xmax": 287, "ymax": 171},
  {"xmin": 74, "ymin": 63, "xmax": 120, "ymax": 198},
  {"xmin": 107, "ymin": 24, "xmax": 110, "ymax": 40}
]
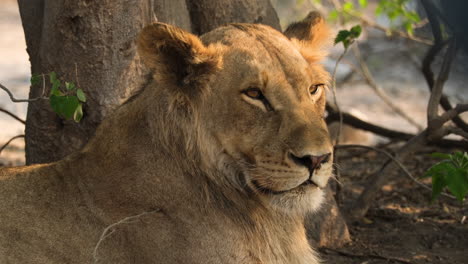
[{"xmin": 1, "ymin": 72, "xmax": 87, "ymax": 123}]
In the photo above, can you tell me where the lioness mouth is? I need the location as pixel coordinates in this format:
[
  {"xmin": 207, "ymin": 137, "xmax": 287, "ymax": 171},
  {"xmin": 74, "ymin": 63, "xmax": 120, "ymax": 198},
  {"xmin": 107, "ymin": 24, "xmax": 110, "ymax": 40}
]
[{"xmin": 252, "ymin": 178, "xmax": 319, "ymax": 195}]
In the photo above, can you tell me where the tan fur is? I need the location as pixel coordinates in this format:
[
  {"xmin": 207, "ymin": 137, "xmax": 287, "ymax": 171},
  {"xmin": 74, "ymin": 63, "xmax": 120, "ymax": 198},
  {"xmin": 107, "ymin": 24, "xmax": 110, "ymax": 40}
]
[{"xmin": 0, "ymin": 16, "xmax": 333, "ymax": 264}]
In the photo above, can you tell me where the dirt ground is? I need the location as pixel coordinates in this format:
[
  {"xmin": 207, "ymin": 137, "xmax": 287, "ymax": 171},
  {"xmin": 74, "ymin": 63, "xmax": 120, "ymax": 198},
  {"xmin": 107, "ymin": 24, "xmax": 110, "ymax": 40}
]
[{"xmin": 320, "ymin": 145, "xmax": 468, "ymax": 264}]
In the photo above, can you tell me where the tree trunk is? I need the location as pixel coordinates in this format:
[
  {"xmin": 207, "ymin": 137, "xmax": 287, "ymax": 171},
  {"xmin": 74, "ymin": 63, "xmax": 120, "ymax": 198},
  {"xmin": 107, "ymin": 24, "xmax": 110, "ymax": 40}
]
[
  {"xmin": 18, "ymin": 0, "xmax": 280, "ymax": 165},
  {"xmin": 18, "ymin": 0, "xmax": 347, "ymax": 248}
]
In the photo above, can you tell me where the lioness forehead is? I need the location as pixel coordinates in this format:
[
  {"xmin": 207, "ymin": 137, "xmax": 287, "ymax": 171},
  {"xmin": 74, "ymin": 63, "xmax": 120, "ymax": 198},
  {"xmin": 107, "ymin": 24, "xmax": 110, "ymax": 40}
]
[{"xmin": 201, "ymin": 24, "xmax": 326, "ymax": 91}]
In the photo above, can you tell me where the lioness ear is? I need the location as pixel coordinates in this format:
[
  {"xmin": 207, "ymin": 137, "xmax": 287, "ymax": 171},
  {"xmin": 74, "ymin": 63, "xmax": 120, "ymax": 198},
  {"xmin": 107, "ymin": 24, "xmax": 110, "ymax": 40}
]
[
  {"xmin": 284, "ymin": 11, "xmax": 331, "ymax": 63},
  {"xmin": 137, "ymin": 23, "xmax": 221, "ymax": 96}
]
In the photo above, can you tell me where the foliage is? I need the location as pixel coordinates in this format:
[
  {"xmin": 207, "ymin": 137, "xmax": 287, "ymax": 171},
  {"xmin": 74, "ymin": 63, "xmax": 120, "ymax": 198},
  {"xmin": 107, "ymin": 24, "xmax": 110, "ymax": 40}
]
[
  {"xmin": 334, "ymin": 25, "xmax": 362, "ymax": 49},
  {"xmin": 31, "ymin": 72, "xmax": 86, "ymax": 122},
  {"xmin": 423, "ymin": 152, "xmax": 468, "ymax": 202},
  {"xmin": 300, "ymin": 0, "xmax": 421, "ymax": 35},
  {"xmin": 375, "ymin": 0, "xmax": 420, "ymax": 35}
]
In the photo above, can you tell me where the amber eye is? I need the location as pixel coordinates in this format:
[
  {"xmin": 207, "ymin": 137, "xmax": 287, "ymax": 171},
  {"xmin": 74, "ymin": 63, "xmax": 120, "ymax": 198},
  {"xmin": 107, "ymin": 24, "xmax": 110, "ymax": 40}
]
[
  {"xmin": 243, "ymin": 87, "xmax": 264, "ymax": 100},
  {"xmin": 309, "ymin": 84, "xmax": 324, "ymax": 95}
]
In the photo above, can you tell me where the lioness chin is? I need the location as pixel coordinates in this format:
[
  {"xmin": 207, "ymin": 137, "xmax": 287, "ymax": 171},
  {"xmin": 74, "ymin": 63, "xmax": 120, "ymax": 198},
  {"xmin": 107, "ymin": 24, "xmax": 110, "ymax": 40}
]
[{"xmin": 0, "ymin": 12, "xmax": 333, "ymax": 264}]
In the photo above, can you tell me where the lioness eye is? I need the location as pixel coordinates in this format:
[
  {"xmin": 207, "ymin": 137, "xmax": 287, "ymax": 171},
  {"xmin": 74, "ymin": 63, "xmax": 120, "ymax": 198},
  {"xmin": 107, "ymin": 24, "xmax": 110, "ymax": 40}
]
[
  {"xmin": 243, "ymin": 87, "xmax": 264, "ymax": 99},
  {"xmin": 242, "ymin": 87, "xmax": 274, "ymax": 111},
  {"xmin": 309, "ymin": 84, "xmax": 324, "ymax": 95}
]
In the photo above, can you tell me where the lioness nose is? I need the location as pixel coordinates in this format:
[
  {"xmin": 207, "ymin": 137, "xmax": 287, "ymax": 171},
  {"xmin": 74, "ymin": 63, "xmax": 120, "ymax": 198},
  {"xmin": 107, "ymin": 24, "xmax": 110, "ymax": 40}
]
[{"xmin": 289, "ymin": 152, "xmax": 331, "ymax": 172}]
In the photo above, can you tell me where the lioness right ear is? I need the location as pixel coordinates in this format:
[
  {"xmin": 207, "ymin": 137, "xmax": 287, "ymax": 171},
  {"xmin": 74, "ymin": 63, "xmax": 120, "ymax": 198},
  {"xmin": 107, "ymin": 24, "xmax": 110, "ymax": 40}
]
[
  {"xmin": 137, "ymin": 23, "xmax": 221, "ymax": 96},
  {"xmin": 284, "ymin": 11, "xmax": 331, "ymax": 63}
]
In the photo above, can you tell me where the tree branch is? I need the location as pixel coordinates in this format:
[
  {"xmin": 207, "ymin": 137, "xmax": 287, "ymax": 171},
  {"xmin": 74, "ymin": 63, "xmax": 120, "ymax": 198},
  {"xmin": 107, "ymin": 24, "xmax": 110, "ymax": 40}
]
[
  {"xmin": 0, "ymin": 107, "xmax": 26, "ymax": 125},
  {"xmin": 0, "ymin": 82, "xmax": 45, "ymax": 103},
  {"xmin": 345, "ymin": 10, "xmax": 433, "ymax": 45},
  {"xmin": 0, "ymin": 135, "xmax": 25, "ymax": 155},
  {"xmin": 427, "ymin": 40, "xmax": 458, "ymax": 128},
  {"xmin": 326, "ymin": 104, "xmax": 468, "ymax": 149},
  {"xmin": 421, "ymin": 0, "xmax": 468, "ymax": 132},
  {"xmin": 352, "ymin": 44, "xmax": 423, "ymax": 130}
]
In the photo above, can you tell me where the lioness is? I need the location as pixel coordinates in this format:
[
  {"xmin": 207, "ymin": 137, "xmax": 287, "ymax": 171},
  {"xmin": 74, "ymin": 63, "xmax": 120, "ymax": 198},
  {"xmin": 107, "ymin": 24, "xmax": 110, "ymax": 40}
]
[{"xmin": 0, "ymin": 13, "xmax": 333, "ymax": 264}]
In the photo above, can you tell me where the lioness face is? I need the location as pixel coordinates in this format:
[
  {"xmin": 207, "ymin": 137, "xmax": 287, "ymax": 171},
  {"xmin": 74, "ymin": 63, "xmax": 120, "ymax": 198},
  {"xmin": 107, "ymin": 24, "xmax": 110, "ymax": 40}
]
[
  {"xmin": 200, "ymin": 23, "xmax": 333, "ymax": 213},
  {"xmin": 137, "ymin": 14, "xmax": 333, "ymax": 214}
]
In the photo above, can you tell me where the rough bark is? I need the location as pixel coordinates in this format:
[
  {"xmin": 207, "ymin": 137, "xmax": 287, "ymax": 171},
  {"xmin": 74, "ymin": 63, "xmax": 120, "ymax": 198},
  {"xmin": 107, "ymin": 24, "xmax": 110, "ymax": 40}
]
[
  {"xmin": 19, "ymin": 0, "xmax": 156, "ymax": 164},
  {"xmin": 18, "ymin": 0, "xmax": 346, "ymax": 249},
  {"xmin": 186, "ymin": 0, "xmax": 281, "ymax": 34}
]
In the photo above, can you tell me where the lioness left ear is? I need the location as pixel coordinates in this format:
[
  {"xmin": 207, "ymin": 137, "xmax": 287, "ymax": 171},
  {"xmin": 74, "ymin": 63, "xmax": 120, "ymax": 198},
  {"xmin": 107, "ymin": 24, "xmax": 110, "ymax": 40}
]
[
  {"xmin": 137, "ymin": 23, "xmax": 221, "ymax": 97},
  {"xmin": 284, "ymin": 11, "xmax": 331, "ymax": 63}
]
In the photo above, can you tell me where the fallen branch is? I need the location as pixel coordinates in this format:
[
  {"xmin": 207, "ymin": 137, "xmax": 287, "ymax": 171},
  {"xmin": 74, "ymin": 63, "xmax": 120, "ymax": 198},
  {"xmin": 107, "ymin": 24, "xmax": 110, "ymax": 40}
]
[
  {"xmin": 0, "ymin": 135, "xmax": 25, "ymax": 155},
  {"xmin": 0, "ymin": 107, "xmax": 25, "ymax": 125},
  {"xmin": 326, "ymin": 104, "xmax": 468, "ymax": 149}
]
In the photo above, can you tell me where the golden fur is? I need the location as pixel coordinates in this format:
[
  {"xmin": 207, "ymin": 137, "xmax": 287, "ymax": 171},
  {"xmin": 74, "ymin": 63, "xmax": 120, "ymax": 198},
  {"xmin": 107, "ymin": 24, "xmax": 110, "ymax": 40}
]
[{"xmin": 0, "ymin": 12, "xmax": 333, "ymax": 263}]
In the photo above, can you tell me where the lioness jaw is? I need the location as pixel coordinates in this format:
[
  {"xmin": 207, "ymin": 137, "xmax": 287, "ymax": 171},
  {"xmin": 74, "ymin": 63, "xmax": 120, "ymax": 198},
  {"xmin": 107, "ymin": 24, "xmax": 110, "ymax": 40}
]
[{"xmin": 0, "ymin": 12, "xmax": 333, "ymax": 264}]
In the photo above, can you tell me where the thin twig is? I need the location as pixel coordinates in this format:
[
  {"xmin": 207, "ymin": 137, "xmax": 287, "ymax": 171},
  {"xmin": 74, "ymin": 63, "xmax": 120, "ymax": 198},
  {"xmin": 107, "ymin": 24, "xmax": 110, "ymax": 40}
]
[
  {"xmin": 0, "ymin": 135, "xmax": 25, "ymax": 155},
  {"xmin": 352, "ymin": 44, "xmax": 423, "ymax": 130},
  {"xmin": 0, "ymin": 107, "xmax": 25, "ymax": 125},
  {"xmin": 335, "ymin": 144, "xmax": 457, "ymax": 200},
  {"xmin": 330, "ymin": 49, "xmax": 348, "ymax": 145},
  {"xmin": 0, "ymin": 82, "xmax": 45, "ymax": 103},
  {"xmin": 93, "ymin": 209, "xmax": 161, "ymax": 263}
]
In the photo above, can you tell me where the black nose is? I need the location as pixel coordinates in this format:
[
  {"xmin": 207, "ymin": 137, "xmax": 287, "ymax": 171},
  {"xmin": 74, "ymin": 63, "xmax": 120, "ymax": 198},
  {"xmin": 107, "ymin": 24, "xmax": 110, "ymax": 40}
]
[{"xmin": 289, "ymin": 152, "xmax": 331, "ymax": 173}]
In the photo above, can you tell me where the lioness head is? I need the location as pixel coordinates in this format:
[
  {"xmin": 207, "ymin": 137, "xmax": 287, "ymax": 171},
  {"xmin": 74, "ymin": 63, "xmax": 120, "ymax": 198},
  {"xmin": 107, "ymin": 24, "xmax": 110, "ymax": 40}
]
[{"xmin": 137, "ymin": 13, "xmax": 333, "ymax": 214}]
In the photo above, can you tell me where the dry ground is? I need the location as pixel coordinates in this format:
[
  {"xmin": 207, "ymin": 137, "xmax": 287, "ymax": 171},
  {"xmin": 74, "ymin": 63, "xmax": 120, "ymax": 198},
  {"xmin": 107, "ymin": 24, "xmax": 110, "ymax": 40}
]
[{"xmin": 321, "ymin": 145, "xmax": 468, "ymax": 264}]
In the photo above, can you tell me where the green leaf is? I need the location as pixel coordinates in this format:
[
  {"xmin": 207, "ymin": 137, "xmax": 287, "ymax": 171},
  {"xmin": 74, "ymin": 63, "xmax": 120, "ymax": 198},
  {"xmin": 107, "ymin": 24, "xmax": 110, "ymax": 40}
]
[
  {"xmin": 423, "ymin": 161, "xmax": 451, "ymax": 178},
  {"xmin": 445, "ymin": 166, "xmax": 468, "ymax": 201},
  {"xmin": 358, "ymin": 0, "xmax": 368, "ymax": 8},
  {"xmin": 49, "ymin": 71, "xmax": 57, "ymax": 84},
  {"xmin": 430, "ymin": 152, "xmax": 451, "ymax": 160},
  {"xmin": 50, "ymin": 79, "xmax": 62, "ymax": 96},
  {"xmin": 76, "ymin": 88, "xmax": 86, "ymax": 102},
  {"xmin": 50, "ymin": 94, "xmax": 65, "ymax": 116},
  {"xmin": 30, "ymin": 74, "xmax": 41, "ymax": 86},
  {"xmin": 61, "ymin": 96, "xmax": 80, "ymax": 119},
  {"xmin": 334, "ymin": 30, "xmax": 350, "ymax": 45},
  {"xmin": 431, "ymin": 173, "xmax": 446, "ymax": 201},
  {"xmin": 73, "ymin": 103, "xmax": 83, "ymax": 122},
  {"xmin": 65, "ymin": 82, "xmax": 76, "ymax": 91},
  {"xmin": 350, "ymin": 25, "xmax": 362, "ymax": 38},
  {"xmin": 329, "ymin": 10, "xmax": 339, "ymax": 21},
  {"xmin": 49, "ymin": 95, "xmax": 80, "ymax": 119},
  {"xmin": 343, "ymin": 2, "xmax": 354, "ymax": 12}
]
